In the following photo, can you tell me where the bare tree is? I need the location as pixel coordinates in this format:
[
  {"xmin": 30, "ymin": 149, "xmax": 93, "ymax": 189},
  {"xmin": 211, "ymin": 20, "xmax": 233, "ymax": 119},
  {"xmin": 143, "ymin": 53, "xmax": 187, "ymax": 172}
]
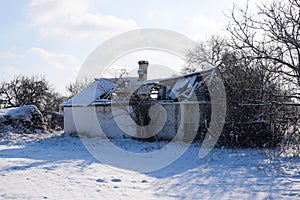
[
  {"xmin": 227, "ymin": 0, "xmax": 300, "ymax": 89},
  {"xmin": 66, "ymin": 78, "xmax": 90, "ymax": 98},
  {"xmin": 0, "ymin": 75, "xmax": 64, "ymax": 111},
  {"xmin": 184, "ymin": 36, "xmax": 296, "ymax": 147},
  {"xmin": 223, "ymin": 0, "xmax": 300, "ymax": 150},
  {"xmin": 185, "ymin": 35, "xmax": 227, "ymax": 69}
]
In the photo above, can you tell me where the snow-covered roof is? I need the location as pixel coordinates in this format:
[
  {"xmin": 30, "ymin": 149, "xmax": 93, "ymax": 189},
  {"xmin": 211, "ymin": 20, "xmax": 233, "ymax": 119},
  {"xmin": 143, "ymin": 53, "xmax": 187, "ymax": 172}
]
[
  {"xmin": 60, "ymin": 77, "xmax": 138, "ymax": 107},
  {"xmin": 60, "ymin": 78, "xmax": 116, "ymax": 107},
  {"xmin": 60, "ymin": 67, "xmax": 216, "ymax": 107}
]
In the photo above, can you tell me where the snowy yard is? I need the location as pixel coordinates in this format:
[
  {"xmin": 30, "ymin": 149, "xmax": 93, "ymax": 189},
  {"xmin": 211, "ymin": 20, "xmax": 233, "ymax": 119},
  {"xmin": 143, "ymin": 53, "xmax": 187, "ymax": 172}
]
[{"xmin": 0, "ymin": 132, "xmax": 299, "ymax": 199}]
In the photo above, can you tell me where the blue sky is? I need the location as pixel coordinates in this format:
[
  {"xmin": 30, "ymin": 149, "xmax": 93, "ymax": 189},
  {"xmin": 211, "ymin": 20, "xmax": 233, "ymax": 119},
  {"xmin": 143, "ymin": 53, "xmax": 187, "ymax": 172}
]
[{"xmin": 0, "ymin": 0, "xmax": 266, "ymax": 94}]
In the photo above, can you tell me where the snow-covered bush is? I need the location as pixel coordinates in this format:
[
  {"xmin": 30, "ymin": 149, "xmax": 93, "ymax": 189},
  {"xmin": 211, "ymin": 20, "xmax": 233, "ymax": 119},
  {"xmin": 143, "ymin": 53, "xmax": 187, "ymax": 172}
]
[
  {"xmin": 0, "ymin": 105, "xmax": 46, "ymax": 134},
  {"xmin": 0, "ymin": 105, "xmax": 65, "ymax": 134},
  {"xmin": 41, "ymin": 110, "xmax": 64, "ymax": 131}
]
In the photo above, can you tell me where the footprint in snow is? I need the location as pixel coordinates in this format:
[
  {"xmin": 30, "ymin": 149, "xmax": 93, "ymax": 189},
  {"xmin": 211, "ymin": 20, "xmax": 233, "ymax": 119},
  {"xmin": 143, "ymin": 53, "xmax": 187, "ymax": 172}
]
[
  {"xmin": 96, "ymin": 179, "xmax": 106, "ymax": 183},
  {"xmin": 111, "ymin": 178, "xmax": 122, "ymax": 182}
]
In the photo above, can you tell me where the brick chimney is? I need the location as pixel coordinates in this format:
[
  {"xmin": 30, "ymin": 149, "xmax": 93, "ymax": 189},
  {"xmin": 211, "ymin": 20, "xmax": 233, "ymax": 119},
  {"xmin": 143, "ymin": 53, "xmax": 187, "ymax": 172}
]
[{"xmin": 138, "ymin": 60, "xmax": 149, "ymax": 81}]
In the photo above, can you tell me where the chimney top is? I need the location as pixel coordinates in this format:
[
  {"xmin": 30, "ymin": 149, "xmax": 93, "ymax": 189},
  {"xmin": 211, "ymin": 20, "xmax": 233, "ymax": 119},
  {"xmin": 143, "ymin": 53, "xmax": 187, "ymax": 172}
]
[
  {"xmin": 138, "ymin": 60, "xmax": 148, "ymax": 81},
  {"xmin": 138, "ymin": 60, "xmax": 149, "ymax": 65}
]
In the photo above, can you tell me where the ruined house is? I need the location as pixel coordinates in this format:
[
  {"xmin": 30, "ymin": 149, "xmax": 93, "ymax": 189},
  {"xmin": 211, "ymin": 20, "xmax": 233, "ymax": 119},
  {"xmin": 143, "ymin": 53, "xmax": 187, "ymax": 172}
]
[{"xmin": 60, "ymin": 61, "xmax": 214, "ymax": 141}]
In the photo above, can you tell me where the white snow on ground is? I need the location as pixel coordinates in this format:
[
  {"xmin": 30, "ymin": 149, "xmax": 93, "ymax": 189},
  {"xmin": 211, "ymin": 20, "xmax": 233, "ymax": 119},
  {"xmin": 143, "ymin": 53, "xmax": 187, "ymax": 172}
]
[{"xmin": 0, "ymin": 132, "xmax": 299, "ymax": 199}]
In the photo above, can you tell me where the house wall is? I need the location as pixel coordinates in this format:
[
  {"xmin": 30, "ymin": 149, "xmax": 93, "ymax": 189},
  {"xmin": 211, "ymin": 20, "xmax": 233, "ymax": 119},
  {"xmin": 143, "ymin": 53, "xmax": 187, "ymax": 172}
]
[
  {"xmin": 64, "ymin": 105, "xmax": 124, "ymax": 138},
  {"xmin": 63, "ymin": 103, "xmax": 200, "ymax": 141}
]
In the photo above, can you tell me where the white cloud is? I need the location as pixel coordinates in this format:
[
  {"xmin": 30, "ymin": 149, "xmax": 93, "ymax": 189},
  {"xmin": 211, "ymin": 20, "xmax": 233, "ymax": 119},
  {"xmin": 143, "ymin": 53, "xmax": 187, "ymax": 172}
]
[
  {"xmin": 29, "ymin": 47, "xmax": 80, "ymax": 71},
  {"xmin": 29, "ymin": 47, "xmax": 77, "ymax": 63},
  {"xmin": 2, "ymin": 65, "xmax": 19, "ymax": 75},
  {"xmin": 27, "ymin": 47, "xmax": 81, "ymax": 93},
  {"xmin": 0, "ymin": 51, "xmax": 22, "ymax": 59},
  {"xmin": 28, "ymin": 0, "xmax": 89, "ymax": 24},
  {"xmin": 0, "ymin": 47, "xmax": 80, "ymax": 93},
  {"xmin": 28, "ymin": 0, "xmax": 138, "ymax": 40},
  {"xmin": 184, "ymin": 15, "xmax": 223, "ymax": 41},
  {"xmin": 40, "ymin": 13, "xmax": 137, "ymax": 39},
  {"xmin": 145, "ymin": 8, "xmax": 224, "ymax": 41}
]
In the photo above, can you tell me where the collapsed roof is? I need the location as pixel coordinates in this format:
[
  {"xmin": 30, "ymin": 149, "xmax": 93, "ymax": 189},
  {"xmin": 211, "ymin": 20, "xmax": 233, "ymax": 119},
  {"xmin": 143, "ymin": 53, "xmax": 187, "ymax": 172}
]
[{"xmin": 60, "ymin": 67, "xmax": 216, "ymax": 107}]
